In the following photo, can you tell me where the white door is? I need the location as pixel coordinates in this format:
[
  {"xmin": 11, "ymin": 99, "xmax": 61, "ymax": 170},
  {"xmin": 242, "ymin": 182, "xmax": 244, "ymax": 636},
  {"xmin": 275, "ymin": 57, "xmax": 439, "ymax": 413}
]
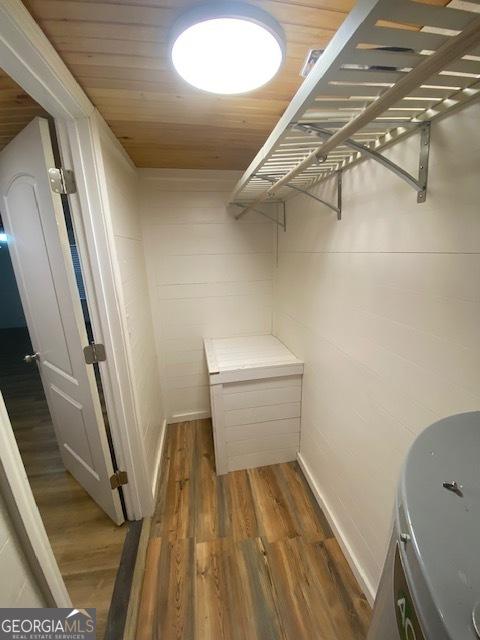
[{"xmin": 0, "ymin": 117, "xmax": 124, "ymax": 525}]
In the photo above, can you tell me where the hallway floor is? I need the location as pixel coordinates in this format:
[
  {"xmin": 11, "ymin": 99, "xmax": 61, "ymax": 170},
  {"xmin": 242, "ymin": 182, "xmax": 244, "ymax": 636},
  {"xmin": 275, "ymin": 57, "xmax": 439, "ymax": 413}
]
[
  {"xmin": 137, "ymin": 420, "xmax": 371, "ymax": 639},
  {"xmin": 0, "ymin": 327, "xmax": 126, "ymax": 638}
]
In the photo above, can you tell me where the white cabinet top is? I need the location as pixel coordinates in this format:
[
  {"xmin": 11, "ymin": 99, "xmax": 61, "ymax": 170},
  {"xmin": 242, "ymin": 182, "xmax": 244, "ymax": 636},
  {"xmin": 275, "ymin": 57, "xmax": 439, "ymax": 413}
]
[{"xmin": 204, "ymin": 335, "xmax": 303, "ymax": 384}]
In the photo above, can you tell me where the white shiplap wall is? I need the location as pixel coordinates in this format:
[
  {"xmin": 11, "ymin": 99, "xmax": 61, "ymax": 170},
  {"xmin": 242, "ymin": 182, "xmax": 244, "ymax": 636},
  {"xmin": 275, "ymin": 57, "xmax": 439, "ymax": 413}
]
[
  {"xmin": 274, "ymin": 101, "xmax": 480, "ymax": 600},
  {"xmin": 97, "ymin": 123, "xmax": 165, "ymax": 491},
  {"xmin": 139, "ymin": 170, "xmax": 275, "ymax": 423},
  {"xmin": 0, "ymin": 490, "xmax": 45, "ymax": 606}
]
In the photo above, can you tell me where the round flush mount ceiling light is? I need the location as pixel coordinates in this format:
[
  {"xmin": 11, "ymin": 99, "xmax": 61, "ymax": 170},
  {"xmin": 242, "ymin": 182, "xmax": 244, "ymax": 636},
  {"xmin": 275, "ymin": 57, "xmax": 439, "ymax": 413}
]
[{"xmin": 170, "ymin": 2, "xmax": 285, "ymax": 95}]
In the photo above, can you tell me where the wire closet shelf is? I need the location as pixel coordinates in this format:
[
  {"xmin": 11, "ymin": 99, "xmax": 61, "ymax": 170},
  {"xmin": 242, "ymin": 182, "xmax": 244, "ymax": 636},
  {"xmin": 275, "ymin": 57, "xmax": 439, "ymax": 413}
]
[{"xmin": 230, "ymin": 0, "xmax": 480, "ymax": 222}]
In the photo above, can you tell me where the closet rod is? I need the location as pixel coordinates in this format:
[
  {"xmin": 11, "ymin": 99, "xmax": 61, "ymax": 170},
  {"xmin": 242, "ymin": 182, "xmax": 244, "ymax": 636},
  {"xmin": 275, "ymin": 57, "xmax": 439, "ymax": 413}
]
[{"xmin": 236, "ymin": 15, "xmax": 480, "ymax": 219}]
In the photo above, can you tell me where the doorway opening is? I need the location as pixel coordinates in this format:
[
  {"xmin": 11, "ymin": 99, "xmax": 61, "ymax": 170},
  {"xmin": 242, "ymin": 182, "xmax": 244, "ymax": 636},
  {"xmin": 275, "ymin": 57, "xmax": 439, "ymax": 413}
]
[{"xmin": 0, "ymin": 67, "xmax": 126, "ymax": 637}]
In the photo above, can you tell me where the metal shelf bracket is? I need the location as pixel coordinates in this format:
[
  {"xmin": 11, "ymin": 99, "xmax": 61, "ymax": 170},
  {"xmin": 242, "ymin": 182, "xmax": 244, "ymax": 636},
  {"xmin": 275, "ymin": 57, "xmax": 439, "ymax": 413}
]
[
  {"xmin": 255, "ymin": 172, "xmax": 342, "ymax": 221},
  {"xmin": 231, "ymin": 201, "xmax": 286, "ymax": 230},
  {"xmin": 298, "ymin": 122, "xmax": 431, "ymax": 204}
]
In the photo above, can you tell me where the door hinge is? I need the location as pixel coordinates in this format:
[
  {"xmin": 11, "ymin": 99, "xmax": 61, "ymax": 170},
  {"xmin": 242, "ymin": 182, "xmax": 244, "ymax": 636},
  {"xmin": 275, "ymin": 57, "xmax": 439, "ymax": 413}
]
[
  {"xmin": 83, "ymin": 342, "xmax": 106, "ymax": 364},
  {"xmin": 110, "ymin": 470, "xmax": 128, "ymax": 490},
  {"xmin": 48, "ymin": 167, "xmax": 77, "ymax": 195}
]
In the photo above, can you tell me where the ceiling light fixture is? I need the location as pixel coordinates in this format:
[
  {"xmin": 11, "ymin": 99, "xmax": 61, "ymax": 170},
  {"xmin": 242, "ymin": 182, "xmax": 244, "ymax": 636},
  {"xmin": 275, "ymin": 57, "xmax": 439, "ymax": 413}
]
[{"xmin": 170, "ymin": 2, "xmax": 285, "ymax": 95}]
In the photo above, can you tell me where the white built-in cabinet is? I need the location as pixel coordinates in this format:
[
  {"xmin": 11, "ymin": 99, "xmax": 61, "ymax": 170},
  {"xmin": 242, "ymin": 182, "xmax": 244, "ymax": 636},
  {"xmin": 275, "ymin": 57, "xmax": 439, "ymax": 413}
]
[{"xmin": 204, "ymin": 335, "xmax": 304, "ymax": 474}]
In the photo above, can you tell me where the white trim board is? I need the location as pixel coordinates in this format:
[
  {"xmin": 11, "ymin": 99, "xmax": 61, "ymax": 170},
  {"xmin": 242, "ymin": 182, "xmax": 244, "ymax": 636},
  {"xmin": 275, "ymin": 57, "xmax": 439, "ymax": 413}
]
[
  {"xmin": 168, "ymin": 410, "xmax": 211, "ymax": 424},
  {"xmin": 86, "ymin": 111, "xmax": 155, "ymax": 518},
  {"xmin": 0, "ymin": 393, "xmax": 71, "ymax": 607},
  {"xmin": 297, "ymin": 452, "xmax": 376, "ymax": 606},
  {"xmin": 151, "ymin": 419, "xmax": 167, "ymax": 500},
  {"xmin": 0, "ymin": 0, "xmax": 92, "ymax": 120}
]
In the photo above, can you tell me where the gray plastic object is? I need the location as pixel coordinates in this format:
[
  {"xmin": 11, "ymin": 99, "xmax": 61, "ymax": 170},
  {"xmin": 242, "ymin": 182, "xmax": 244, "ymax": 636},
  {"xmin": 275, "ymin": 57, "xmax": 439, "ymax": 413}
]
[{"xmin": 368, "ymin": 411, "xmax": 480, "ymax": 640}]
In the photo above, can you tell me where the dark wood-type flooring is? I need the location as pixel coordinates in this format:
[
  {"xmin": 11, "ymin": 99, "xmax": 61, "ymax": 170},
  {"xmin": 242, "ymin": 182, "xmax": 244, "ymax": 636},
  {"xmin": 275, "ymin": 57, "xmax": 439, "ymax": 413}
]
[
  {"xmin": 137, "ymin": 419, "xmax": 371, "ymax": 639},
  {"xmin": 0, "ymin": 327, "xmax": 126, "ymax": 637}
]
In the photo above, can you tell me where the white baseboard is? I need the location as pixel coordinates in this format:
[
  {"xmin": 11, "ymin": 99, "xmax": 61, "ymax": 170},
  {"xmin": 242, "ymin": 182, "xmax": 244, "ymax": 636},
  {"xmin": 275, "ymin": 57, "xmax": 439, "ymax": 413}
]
[
  {"xmin": 168, "ymin": 410, "xmax": 211, "ymax": 424},
  {"xmin": 297, "ymin": 452, "xmax": 376, "ymax": 605},
  {"xmin": 151, "ymin": 418, "xmax": 167, "ymax": 499}
]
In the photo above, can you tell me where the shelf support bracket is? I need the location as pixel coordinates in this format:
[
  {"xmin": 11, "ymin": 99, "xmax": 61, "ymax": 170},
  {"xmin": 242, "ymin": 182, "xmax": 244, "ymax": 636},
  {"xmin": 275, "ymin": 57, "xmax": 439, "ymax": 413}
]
[
  {"xmin": 231, "ymin": 202, "xmax": 286, "ymax": 230},
  {"xmin": 255, "ymin": 172, "xmax": 342, "ymax": 220},
  {"xmin": 298, "ymin": 122, "xmax": 431, "ymax": 203}
]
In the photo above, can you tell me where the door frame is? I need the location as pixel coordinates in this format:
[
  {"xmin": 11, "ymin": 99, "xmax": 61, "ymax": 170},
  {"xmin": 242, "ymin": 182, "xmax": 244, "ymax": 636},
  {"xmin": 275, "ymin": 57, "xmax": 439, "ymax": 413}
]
[
  {"xmin": 0, "ymin": 392, "xmax": 71, "ymax": 607},
  {"xmin": 0, "ymin": 1, "xmax": 153, "ymax": 521}
]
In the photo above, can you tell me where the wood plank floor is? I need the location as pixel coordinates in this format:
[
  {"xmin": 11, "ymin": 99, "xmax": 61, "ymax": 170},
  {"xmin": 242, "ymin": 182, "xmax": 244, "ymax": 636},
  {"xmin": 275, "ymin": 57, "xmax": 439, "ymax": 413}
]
[
  {"xmin": 0, "ymin": 327, "xmax": 126, "ymax": 638},
  {"xmin": 137, "ymin": 420, "xmax": 371, "ymax": 640}
]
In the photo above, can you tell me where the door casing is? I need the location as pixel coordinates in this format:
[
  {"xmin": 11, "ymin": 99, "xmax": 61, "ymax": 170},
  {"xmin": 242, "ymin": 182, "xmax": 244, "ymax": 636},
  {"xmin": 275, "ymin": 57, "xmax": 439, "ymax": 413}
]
[
  {"xmin": 0, "ymin": 392, "xmax": 71, "ymax": 608},
  {"xmin": 0, "ymin": 0, "xmax": 155, "ymax": 605}
]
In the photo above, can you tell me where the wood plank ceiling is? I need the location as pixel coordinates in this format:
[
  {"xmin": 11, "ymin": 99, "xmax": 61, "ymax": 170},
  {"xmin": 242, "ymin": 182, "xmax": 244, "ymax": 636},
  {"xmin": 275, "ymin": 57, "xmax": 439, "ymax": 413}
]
[
  {"xmin": 0, "ymin": 67, "xmax": 47, "ymax": 153},
  {"xmin": 16, "ymin": 0, "xmax": 449, "ymax": 169},
  {"xmin": 21, "ymin": 0, "xmax": 359, "ymax": 169}
]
